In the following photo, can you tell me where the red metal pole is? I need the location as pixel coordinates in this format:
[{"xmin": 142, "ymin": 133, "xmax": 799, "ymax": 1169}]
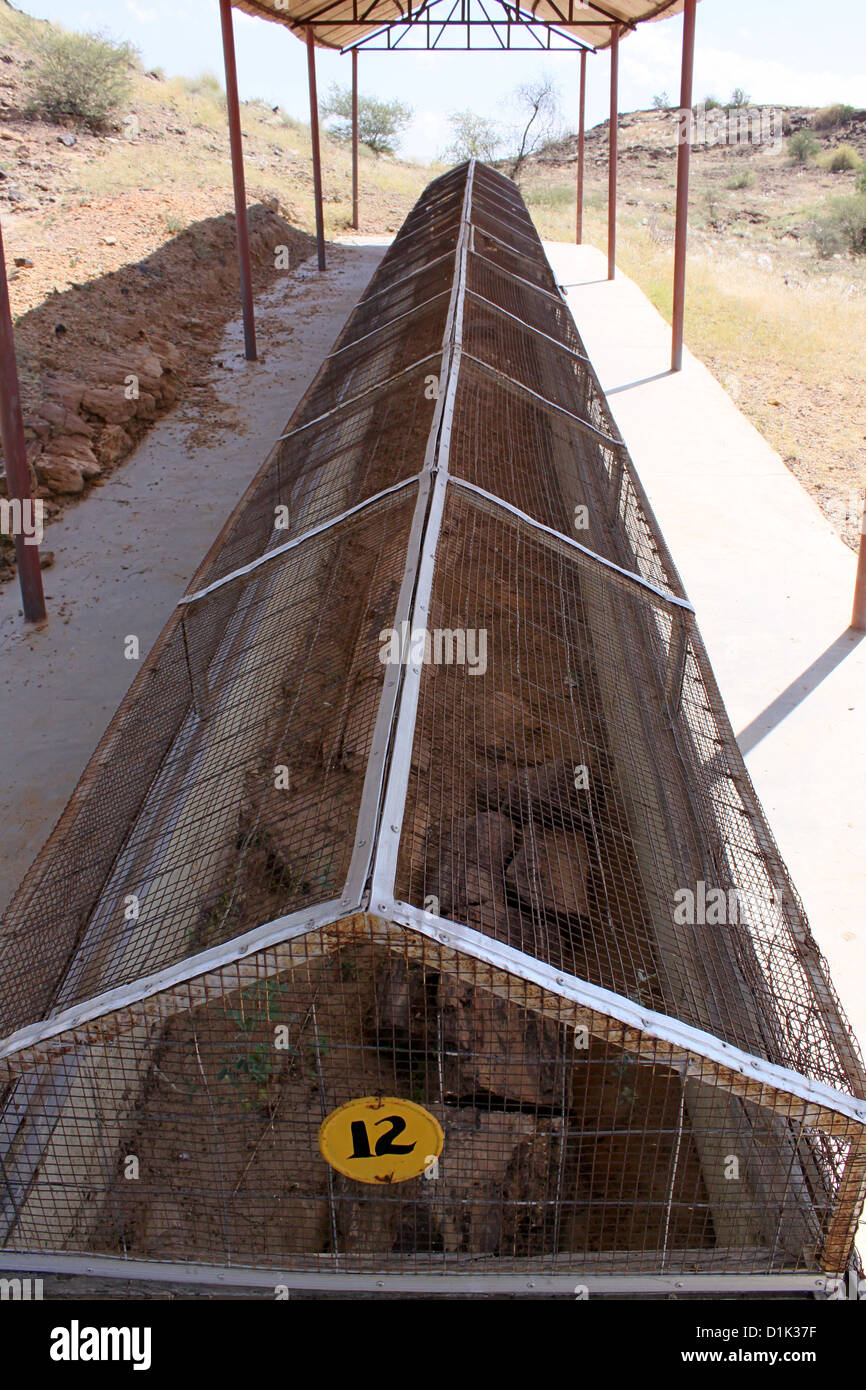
[
  {"xmin": 576, "ymin": 48, "xmax": 586, "ymax": 244},
  {"xmin": 671, "ymin": 0, "xmax": 697, "ymax": 373},
  {"xmin": 852, "ymin": 492, "xmax": 866, "ymax": 631},
  {"xmin": 607, "ymin": 25, "xmax": 619, "ymax": 280},
  {"xmin": 351, "ymin": 49, "xmax": 360, "ymax": 231},
  {"xmin": 307, "ymin": 27, "xmax": 327, "ymax": 272},
  {"xmin": 0, "ymin": 222, "xmax": 45, "ymax": 624},
  {"xmin": 219, "ymin": 0, "xmax": 256, "ymax": 362}
]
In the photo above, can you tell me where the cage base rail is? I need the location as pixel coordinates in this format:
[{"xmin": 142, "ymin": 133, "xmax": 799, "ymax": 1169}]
[{"xmin": 0, "ymin": 1251, "xmax": 854, "ymax": 1297}]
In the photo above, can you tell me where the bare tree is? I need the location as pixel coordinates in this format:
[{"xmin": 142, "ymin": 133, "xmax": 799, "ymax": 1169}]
[{"xmin": 508, "ymin": 76, "xmax": 561, "ymax": 182}]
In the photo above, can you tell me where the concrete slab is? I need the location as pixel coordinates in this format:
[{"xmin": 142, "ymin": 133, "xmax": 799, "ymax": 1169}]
[
  {"xmin": 545, "ymin": 240, "xmax": 866, "ymax": 1064},
  {"xmin": 0, "ymin": 240, "xmax": 388, "ymax": 912}
]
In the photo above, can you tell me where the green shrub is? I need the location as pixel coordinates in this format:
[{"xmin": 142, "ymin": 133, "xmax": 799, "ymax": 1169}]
[
  {"xmin": 822, "ymin": 144, "xmax": 862, "ymax": 173},
  {"xmin": 726, "ymin": 168, "xmax": 755, "ymax": 190},
  {"xmin": 813, "ymin": 103, "xmax": 856, "ymax": 131},
  {"xmin": 809, "ymin": 216, "xmax": 845, "ymax": 257},
  {"xmin": 810, "ymin": 195, "xmax": 866, "ymax": 256},
  {"xmin": 322, "ymin": 83, "xmax": 412, "ymax": 155},
  {"xmin": 787, "ymin": 130, "xmax": 820, "ymax": 164},
  {"xmin": 857, "ymin": 167, "xmax": 866, "ymax": 195},
  {"xmin": 26, "ymin": 28, "xmax": 138, "ymax": 130},
  {"xmin": 182, "ymin": 72, "xmax": 225, "ymax": 102}
]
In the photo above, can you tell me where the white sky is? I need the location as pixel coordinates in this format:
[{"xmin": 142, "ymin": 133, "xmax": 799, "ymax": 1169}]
[{"xmin": 13, "ymin": 0, "xmax": 866, "ymax": 161}]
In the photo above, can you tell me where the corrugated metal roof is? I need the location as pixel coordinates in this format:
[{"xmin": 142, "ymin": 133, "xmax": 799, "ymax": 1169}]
[{"xmin": 231, "ymin": 0, "xmax": 690, "ymax": 53}]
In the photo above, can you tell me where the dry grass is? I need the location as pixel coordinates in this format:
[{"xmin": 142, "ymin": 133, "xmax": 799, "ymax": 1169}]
[{"xmin": 521, "ymin": 164, "xmax": 866, "ymax": 547}]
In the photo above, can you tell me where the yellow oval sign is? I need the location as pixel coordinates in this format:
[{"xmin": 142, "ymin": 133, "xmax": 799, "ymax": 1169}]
[{"xmin": 318, "ymin": 1096, "xmax": 443, "ymax": 1185}]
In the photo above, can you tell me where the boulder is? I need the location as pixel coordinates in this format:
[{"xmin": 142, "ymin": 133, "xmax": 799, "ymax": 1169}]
[
  {"xmin": 370, "ymin": 956, "xmax": 432, "ymax": 1055},
  {"xmin": 157, "ymin": 377, "xmax": 178, "ymax": 408},
  {"xmin": 39, "ymin": 403, "xmax": 93, "ymax": 437},
  {"xmin": 506, "ymin": 757, "xmax": 606, "ymax": 834},
  {"xmin": 97, "ymin": 425, "xmax": 133, "ymax": 465},
  {"xmin": 146, "ymin": 335, "xmax": 183, "ymax": 372},
  {"xmin": 482, "ymin": 687, "xmax": 543, "ymax": 758},
  {"xmin": 92, "ymin": 359, "xmax": 163, "ymax": 397},
  {"xmin": 433, "ymin": 812, "xmax": 515, "ymax": 916},
  {"xmin": 44, "ymin": 379, "xmax": 85, "ymax": 414},
  {"xmin": 77, "ymin": 453, "xmax": 102, "ymax": 481},
  {"xmin": 462, "ymin": 898, "xmax": 530, "ymax": 951},
  {"xmin": 22, "ymin": 415, "xmax": 51, "ymax": 441},
  {"xmin": 43, "ymin": 436, "xmax": 100, "ymax": 471},
  {"xmin": 505, "ymin": 825, "xmax": 591, "ymax": 919},
  {"xmin": 125, "ymin": 342, "xmax": 164, "ymax": 376},
  {"xmin": 475, "ymin": 762, "xmax": 518, "ymax": 815},
  {"xmin": 60, "ymin": 412, "xmax": 93, "ymax": 438},
  {"xmin": 436, "ymin": 1110, "xmax": 542, "ymax": 1254},
  {"xmin": 35, "ymin": 457, "xmax": 85, "ymax": 495},
  {"xmin": 38, "ymin": 401, "xmax": 67, "ymax": 428},
  {"xmin": 80, "ymin": 388, "xmax": 138, "ymax": 425}
]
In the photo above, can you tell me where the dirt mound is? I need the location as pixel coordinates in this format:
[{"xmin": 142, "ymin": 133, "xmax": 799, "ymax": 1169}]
[{"xmin": 1, "ymin": 203, "xmax": 314, "ymax": 582}]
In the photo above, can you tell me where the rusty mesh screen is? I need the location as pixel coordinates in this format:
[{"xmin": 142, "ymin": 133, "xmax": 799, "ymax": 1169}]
[
  {"xmin": 1, "ymin": 160, "xmax": 864, "ymax": 1290},
  {"xmin": 0, "ymin": 487, "xmax": 417, "ymax": 1031},
  {"xmin": 1, "ymin": 919, "xmax": 862, "ymax": 1277}
]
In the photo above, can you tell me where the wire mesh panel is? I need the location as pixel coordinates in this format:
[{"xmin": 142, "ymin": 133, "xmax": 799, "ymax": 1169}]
[
  {"xmin": 472, "ymin": 227, "xmax": 559, "ymax": 295},
  {"xmin": 294, "ymin": 296, "xmax": 448, "ymax": 428},
  {"xmin": 199, "ymin": 358, "xmax": 442, "ymax": 588},
  {"xmin": 0, "ymin": 488, "xmax": 417, "ymax": 1031},
  {"xmin": 394, "ymin": 486, "xmax": 785, "ymax": 1062},
  {"xmin": 1, "ymin": 919, "xmax": 861, "ymax": 1277},
  {"xmin": 1, "ymin": 160, "xmax": 864, "ymax": 1293}
]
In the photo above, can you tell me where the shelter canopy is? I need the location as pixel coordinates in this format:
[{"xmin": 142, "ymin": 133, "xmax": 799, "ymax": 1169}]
[{"xmin": 231, "ymin": 0, "xmax": 690, "ymax": 52}]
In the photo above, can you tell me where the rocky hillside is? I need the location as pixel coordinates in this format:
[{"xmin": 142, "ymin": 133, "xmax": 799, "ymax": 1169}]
[
  {"xmin": 0, "ymin": 0, "xmax": 432, "ymax": 581},
  {"xmin": 520, "ymin": 103, "xmax": 866, "ymax": 550}
]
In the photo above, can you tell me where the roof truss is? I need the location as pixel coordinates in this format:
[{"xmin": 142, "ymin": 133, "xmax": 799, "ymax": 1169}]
[{"xmin": 302, "ymin": 0, "xmax": 596, "ymax": 51}]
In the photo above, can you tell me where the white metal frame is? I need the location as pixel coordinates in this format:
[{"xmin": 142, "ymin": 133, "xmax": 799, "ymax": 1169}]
[{"xmin": 0, "ymin": 1251, "xmax": 856, "ymax": 1297}]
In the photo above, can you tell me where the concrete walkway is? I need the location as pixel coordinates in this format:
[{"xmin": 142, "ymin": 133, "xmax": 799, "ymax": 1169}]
[
  {"xmin": 0, "ymin": 240, "xmax": 388, "ymax": 912},
  {"xmin": 546, "ymin": 241, "xmax": 866, "ymax": 1062}
]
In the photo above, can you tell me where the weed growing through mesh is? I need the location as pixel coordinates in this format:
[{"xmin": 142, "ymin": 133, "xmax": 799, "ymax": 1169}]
[{"xmin": 216, "ymin": 979, "xmax": 291, "ymax": 1109}]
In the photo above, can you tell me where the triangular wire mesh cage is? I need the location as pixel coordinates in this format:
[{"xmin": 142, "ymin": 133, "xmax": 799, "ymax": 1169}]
[{"xmin": 2, "ymin": 162, "xmax": 865, "ymax": 1295}]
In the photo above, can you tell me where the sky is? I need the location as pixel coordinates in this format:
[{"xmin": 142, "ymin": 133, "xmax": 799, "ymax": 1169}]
[{"xmin": 10, "ymin": 0, "xmax": 866, "ymax": 161}]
